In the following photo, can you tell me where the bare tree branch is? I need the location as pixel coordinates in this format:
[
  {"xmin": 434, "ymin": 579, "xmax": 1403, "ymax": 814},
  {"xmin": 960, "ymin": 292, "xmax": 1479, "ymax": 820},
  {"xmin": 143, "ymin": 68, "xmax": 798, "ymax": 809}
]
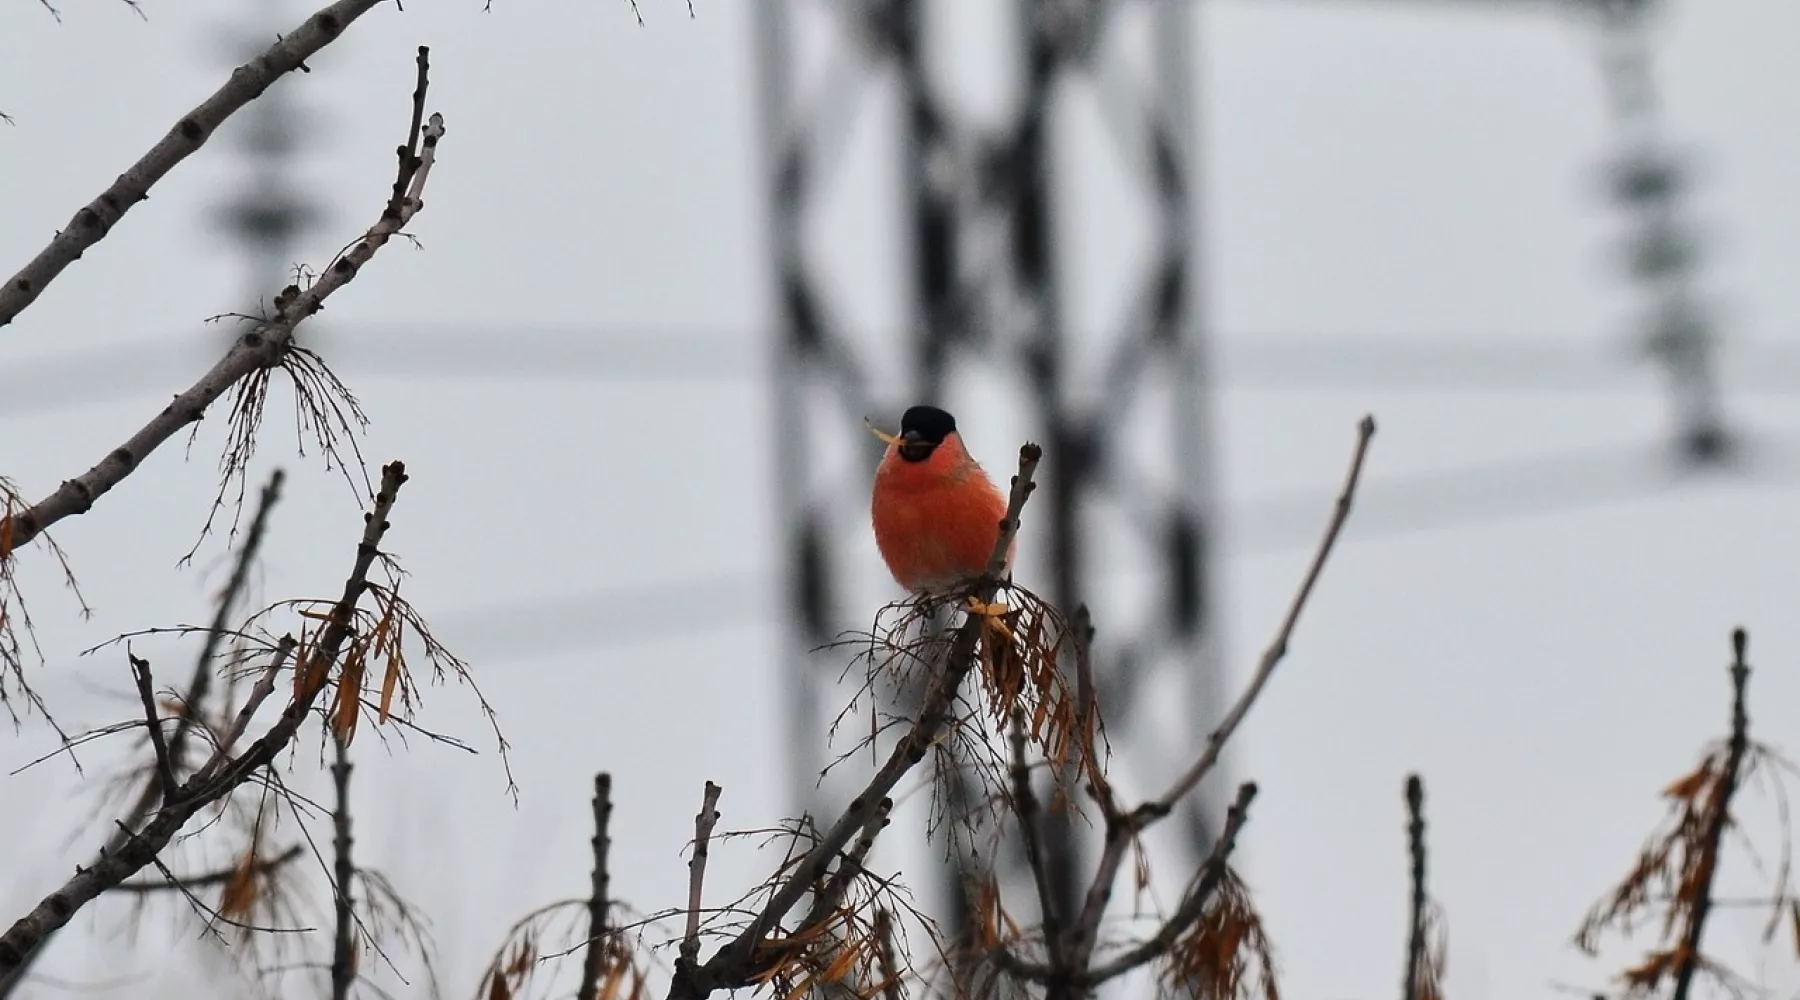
[
  {"xmin": 168, "ymin": 468, "xmax": 285, "ymax": 768},
  {"xmin": 1671, "ymin": 627, "xmax": 1751, "ymax": 1000},
  {"xmin": 1008, "ymin": 709, "xmax": 1062, "ymax": 960},
  {"xmin": 579, "ymin": 773, "xmax": 615, "ymax": 1000},
  {"xmin": 1062, "ymin": 817, "xmax": 1129, "ymax": 974},
  {"xmin": 1055, "ymin": 415, "xmax": 1376, "ymax": 980},
  {"xmin": 1572, "ymin": 628, "xmax": 1780, "ymax": 998},
  {"xmin": 874, "ymin": 909, "xmax": 903, "ymax": 1000},
  {"xmin": 112, "ymin": 844, "xmax": 303, "ymax": 894},
  {"xmin": 667, "ymin": 442, "xmax": 1043, "ymax": 1000},
  {"xmin": 0, "ymin": 0, "xmax": 390, "ymax": 332},
  {"xmin": 331, "ymin": 733, "xmax": 358, "ymax": 1000},
  {"xmin": 190, "ymin": 636, "xmax": 298, "ymax": 785},
  {"xmin": 0, "ymin": 460, "xmax": 411, "ymax": 979},
  {"xmin": 126, "ymin": 653, "xmax": 176, "ymax": 806},
  {"xmin": 1083, "ymin": 782, "xmax": 1259, "ymax": 985},
  {"xmin": 800, "ymin": 796, "xmax": 893, "ymax": 933},
  {"xmin": 678, "ymin": 782, "xmax": 724, "ymax": 975},
  {"xmin": 0, "ymin": 59, "xmax": 444, "ymax": 561},
  {"xmin": 1144, "ymin": 413, "xmax": 1376, "ymax": 818},
  {"xmin": 1069, "ymin": 604, "xmax": 1098, "ymax": 804},
  {"xmin": 1403, "ymin": 775, "xmax": 1427, "ymax": 1000}
]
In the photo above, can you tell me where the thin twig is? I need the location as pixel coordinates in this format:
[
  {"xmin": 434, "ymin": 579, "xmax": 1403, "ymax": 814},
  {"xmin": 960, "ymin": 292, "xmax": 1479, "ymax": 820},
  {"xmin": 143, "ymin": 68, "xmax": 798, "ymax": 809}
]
[
  {"xmin": 0, "ymin": 0, "xmax": 388, "ymax": 332},
  {"xmin": 874, "ymin": 909, "xmax": 903, "ymax": 1000},
  {"xmin": 1143, "ymin": 414, "xmax": 1375, "ymax": 819},
  {"xmin": 801, "ymin": 796, "xmax": 893, "ymax": 932},
  {"xmin": 331, "ymin": 732, "xmax": 357, "ymax": 1000},
  {"xmin": 667, "ymin": 443, "xmax": 1044, "ymax": 1000},
  {"xmin": 131, "ymin": 825, "xmax": 301, "ymax": 938},
  {"xmin": 1064, "ymin": 822, "xmax": 1133, "ymax": 972},
  {"xmin": 164, "ymin": 468, "xmax": 285, "ymax": 774},
  {"xmin": 1009, "ymin": 709, "xmax": 1063, "ymax": 962},
  {"xmin": 1084, "ymin": 782, "xmax": 1259, "ymax": 985},
  {"xmin": 126, "ymin": 653, "xmax": 175, "ymax": 806},
  {"xmin": 1671, "ymin": 627, "xmax": 1752, "ymax": 1000},
  {"xmin": 112, "ymin": 844, "xmax": 303, "ymax": 893},
  {"xmin": 1404, "ymin": 774, "xmax": 1426, "ymax": 1000},
  {"xmin": 0, "ymin": 462, "xmax": 410, "ymax": 978},
  {"xmin": 579, "ymin": 772, "xmax": 615, "ymax": 1000},
  {"xmin": 1069, "ymin": 604, "xmax": 1108, "ymax": 816},
  {"xmin": 393, "ymin": 47, "xmax": 431, "ymax": 222},
  {"xmin": 189, "ymin": 636, "xmax": 298, "ymax": 787},
  {"xmin": 679, "ymin": 782, "xmax": 724, "ymax": 970}
]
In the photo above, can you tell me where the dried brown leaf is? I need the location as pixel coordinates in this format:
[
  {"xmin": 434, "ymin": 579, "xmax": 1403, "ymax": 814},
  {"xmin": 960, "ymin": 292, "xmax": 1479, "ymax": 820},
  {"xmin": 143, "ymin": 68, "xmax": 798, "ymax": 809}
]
[
  {"xmin": 1163, "ymin": 871, "xmax": 1279, "ymax": 1000},
  {"xmin": 1663, "ymin": 765, "xmax": 1711, "ymax": 802},
  {"xmin": 218, "ymin": 850, "xmax": 261, "ymax": 920},
  {"xmin": 332, "ymin": 644, "xmax": 365, "ymax": 743}
]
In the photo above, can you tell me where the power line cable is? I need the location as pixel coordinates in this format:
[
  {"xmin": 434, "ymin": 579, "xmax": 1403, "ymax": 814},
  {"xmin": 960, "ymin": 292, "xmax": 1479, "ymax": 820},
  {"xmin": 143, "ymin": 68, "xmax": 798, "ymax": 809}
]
[
  {"xmin": 429, "ymin": 430, "xmax": 1800, "ymax": 664},
  {"xmin": 9, "ymin": 324, "xmax": 1800, "ymax": 419}
]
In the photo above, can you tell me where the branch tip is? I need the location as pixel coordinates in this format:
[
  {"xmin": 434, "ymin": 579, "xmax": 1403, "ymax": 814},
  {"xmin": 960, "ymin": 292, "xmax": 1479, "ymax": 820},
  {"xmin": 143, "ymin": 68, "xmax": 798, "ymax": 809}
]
[
  {"xmin": 1147, "ymin": 415, "xmax": 1375, "ymax": 817},
  {"xmin": 1404, "ymin": 774, "xmax": 1428, "ymax": 1000},
  {"xmin": 126, "ymin": 653, "xmax": 176, "ymax": 807},
  {"xmin": 679, "ymin": 782, "xmax": 724, "ymax": 969},
  {"xmin": 581, "ymin": 772, "xmax": 616, "ymax": 1000}
]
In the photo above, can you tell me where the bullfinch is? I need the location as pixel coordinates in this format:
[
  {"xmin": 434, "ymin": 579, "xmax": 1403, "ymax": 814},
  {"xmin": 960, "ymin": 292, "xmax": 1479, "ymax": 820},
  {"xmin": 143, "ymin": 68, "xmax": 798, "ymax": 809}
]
[{"xmin": 870, "ymin": 405, "xmax": 1014, "ymax": 595}]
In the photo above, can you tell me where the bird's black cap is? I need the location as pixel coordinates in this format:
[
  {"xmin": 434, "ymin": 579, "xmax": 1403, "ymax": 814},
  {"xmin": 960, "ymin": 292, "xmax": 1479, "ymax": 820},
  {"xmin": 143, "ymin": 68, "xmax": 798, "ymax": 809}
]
[{"xmin": 900, "ymin": 405, "xmax": 957, "ymax": 444}]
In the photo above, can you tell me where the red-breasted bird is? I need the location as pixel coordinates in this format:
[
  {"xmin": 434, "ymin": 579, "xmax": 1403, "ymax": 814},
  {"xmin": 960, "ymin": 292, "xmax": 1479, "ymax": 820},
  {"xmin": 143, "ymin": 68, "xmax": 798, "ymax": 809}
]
[{"xmin": 870, "ymin": 405, "xmax": 1014, "ymax": 596}]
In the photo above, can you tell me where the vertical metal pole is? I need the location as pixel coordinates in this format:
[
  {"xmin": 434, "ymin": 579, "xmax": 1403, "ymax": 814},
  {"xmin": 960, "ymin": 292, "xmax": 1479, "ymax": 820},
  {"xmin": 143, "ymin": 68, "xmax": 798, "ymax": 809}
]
[
  {"xmin": 1155, "ymin": 0, "xmax": 1228, "ymax": 848},
  {"xmin": 1012, "ymin": 0, "xmax": 1085, "ymax": 929},
  {"xmin": 751, "ymin": 0, "xmax": 831, "ymax": 814},
  {"xmin": 895, "ymin": 0, "xmax": 961, "ymax": 401}
]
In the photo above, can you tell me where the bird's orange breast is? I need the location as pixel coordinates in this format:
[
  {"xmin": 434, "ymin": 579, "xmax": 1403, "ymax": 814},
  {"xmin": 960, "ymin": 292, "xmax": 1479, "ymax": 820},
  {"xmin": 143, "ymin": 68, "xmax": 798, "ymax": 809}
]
[{"xmin": 871, "ymin": 438, "xmax": 1010, "ymax": 593}]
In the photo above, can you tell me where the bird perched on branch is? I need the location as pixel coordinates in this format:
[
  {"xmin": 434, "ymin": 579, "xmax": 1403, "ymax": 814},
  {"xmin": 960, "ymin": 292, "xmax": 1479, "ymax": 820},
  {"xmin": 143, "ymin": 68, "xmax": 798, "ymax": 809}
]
[{"xmin": 869, "ymin": 405, "xmax": 1014, "ymax": 597}]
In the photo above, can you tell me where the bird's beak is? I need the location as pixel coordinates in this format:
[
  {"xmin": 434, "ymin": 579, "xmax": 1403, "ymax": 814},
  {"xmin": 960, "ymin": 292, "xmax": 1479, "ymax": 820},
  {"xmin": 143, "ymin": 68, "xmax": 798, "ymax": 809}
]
[
  {"xmin": 862, "ymin": 416, "xmax": 903, "ymax": 447},
  {"xmin": 900, "ymin": 429, "xmax": 925, "ymax": 445}
]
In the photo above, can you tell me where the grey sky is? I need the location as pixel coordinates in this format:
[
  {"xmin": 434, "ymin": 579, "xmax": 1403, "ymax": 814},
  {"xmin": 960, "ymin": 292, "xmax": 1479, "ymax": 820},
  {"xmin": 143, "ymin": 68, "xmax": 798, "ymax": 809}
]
[{"xmin": 5, "ymin": 1, "xmax": 1800, "ymax": 999}]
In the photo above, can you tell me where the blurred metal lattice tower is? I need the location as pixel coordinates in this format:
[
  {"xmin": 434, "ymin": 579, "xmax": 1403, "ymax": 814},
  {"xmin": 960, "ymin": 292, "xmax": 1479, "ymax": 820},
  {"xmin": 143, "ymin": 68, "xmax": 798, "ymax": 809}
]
[
  {"xmin": 752, "ymin": 0, "xmax": 1224, "ymax": 948},
  {"xmin": 209, "ymin": 0, "xmax": 325, "ymax": 336},
  {"xmin": 1588, "ymin": 0, "xmax": 1734, "ymax": 468}
]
